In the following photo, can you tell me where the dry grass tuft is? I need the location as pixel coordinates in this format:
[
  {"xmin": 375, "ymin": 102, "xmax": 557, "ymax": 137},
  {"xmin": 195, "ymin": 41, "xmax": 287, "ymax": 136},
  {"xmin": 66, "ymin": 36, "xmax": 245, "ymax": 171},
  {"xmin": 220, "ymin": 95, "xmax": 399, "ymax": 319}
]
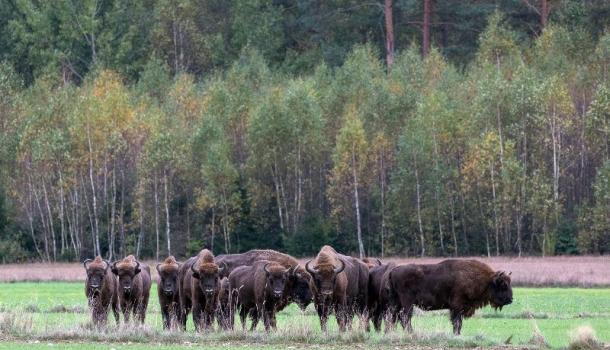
[
  {"xmin": 568, "ymin": 326, "xmax": 604, "ymax": 350},
  {"xmin": 528, "ymin": 324, "xmax": 549, "ymax": 348}
]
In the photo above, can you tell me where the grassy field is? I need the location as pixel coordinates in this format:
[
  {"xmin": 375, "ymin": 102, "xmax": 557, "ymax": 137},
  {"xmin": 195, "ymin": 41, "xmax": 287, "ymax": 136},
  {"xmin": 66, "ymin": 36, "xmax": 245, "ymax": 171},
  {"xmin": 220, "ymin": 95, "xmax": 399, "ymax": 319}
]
[{"xmin": 0, "ymin": 282, "xmax": 609, "ymax": 349}]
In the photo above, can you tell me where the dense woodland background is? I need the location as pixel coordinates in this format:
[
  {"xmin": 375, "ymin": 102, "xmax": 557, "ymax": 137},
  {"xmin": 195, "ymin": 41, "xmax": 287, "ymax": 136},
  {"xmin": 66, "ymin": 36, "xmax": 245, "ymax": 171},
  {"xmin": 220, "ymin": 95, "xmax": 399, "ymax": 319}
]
[{"xmin": 1, "ymin": 0, "xmax": 610, "ymax": 263}]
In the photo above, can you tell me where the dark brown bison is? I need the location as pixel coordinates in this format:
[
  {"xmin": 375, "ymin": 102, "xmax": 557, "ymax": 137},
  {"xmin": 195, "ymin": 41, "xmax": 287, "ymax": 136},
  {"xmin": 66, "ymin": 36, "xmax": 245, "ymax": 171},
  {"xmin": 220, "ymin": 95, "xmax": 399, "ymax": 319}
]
[
  {"xmin": 216, "ymin": 249, "xmax": 312, "ymax": 310},
  {"xmin": 305, "ymin": 245, "xmax": 369, "ymax": 332},
  {"xmin": 388, "ymin": 259, "xmax": 513, "ymax": 335},
  {"xmin": 179, "ymin": 249, "xmax": 225, "ymax": 331},
  {"xmin": 156, "ymin": 256, "xmax": 181, "ymax": 330},
  {"xmin": 83, "ymin": 256, "xmax": 119, "ymax": 327},
  {"xmin": 367, "ymin": 261, "xmax": 397, "ymax": 332},
  {"xmin": 227, "ymin": 260, "xmax": 296, "ymax": 331},
  {"xmin": 111, "ymin": 255, "xmax": 152, "ymax": 324},
  {"xmin": 216, "ymin": 277, "xmax": 232, "ymax": 330}
]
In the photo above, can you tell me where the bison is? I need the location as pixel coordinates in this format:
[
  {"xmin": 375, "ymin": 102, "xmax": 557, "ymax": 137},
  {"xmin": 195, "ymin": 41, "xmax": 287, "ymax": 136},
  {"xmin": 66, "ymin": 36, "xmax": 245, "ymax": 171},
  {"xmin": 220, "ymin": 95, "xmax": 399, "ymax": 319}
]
[
  {"xmin": 227, "ymin": 260, "xmax": 296, "ymax": 331},
  {"xmin": 179, "ymin": 249, "xmax": 225, "ymax": 331},
  {"xmin": 367, "ymin": 261, "xmax": 398, "ymax": 332},
  {"xmin": 83, "ymin": 256, "xmax": 119, "ymax": 327},
  {"xmin": 216, "ymin": 249, "xmax": 312, "ymax": 310},
  {"xmin": 305, "ymin": 245, "xmax": 369, "ymax": 332},
  {"xmin": 388, "ymin": 259, "xmax": 513, "ymax": 335},
  {"xmin": 216, "ymin": 277, "xmax": 232, "ymax": 330},
  {"xmin": 156, "ymin": 256, "xmax": 182, "ymax": 330},
  {"xmin": 111, "ymin": 255, "xmax": 152, "ymax": 324}
]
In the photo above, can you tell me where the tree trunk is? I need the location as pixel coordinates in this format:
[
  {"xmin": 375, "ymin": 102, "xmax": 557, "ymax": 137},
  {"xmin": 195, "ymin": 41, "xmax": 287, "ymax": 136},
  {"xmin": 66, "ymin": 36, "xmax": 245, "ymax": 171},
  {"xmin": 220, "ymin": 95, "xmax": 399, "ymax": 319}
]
[
  {"xmin": 490, "ymin": 160, "xmax": 500, "ymax": 256},
  {"xmin": 164, "ymin": 169, "xmax": 171, "ymax": 256},
  {"xmin": 422, "ymin": 0, "xmax": 432, "ymax": 57},
  {"xmin": 154, "ymin": 172, "xmax": 160, "ymax": 261},
  {"xmin": 42, "ymin": 179, "xmax": 56, "ymax": 262},
  {"xmin": 87, "ymin": 130, "xmax": 100, "ymax": 257},
  {"xmin": 384, "ymin": 0, "xmax": 394, "ymax": 69},
  {"xmin": 413, "ymin": 151, "xmax": 425, "ymax": 257},
  {"xmin": 351, "ymin": 147, "xmax": 365, "ymax": 259}
]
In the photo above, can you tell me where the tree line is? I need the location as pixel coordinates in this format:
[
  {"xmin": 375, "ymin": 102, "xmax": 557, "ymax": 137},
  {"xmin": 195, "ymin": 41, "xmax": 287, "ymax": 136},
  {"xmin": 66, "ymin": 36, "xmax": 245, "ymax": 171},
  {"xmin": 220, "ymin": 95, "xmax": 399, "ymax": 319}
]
[{"xmin": 1, "ymin": 3, "xmax": 610, "ymax": 262}]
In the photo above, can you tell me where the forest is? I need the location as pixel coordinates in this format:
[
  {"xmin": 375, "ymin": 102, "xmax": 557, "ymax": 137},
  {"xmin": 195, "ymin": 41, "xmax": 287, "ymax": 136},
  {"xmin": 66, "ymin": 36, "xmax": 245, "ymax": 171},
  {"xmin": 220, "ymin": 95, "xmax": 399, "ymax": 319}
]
[{"xmin": 0, "ymin": 0, "xmax": 609, "ymax": 263}]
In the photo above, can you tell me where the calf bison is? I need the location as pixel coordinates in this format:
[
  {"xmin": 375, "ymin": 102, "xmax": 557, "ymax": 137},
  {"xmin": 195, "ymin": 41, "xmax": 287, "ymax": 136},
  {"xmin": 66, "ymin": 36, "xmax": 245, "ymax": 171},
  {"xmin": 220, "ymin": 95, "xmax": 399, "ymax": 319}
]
[
  {"xmin": 111, "ymin": 255, "xmax": 152, "ymax": 324},
  {"xmin": 83, "ymin": 256, "xmax": 119, "ymax": 327},
  {"xmin": 389, "ymin": 259, "xmax": 513, "ymax": 335},
  {"xmin": 227, "ymin": 260, "xmax": 296, "ymax": 331},
  {"xmin": 305, "ymin": 245, "xmax": 369, "ymax": 332},
  {"xmin": 179, "ymin": 249, "xmax": 225, "ymax": 331},
  {"xmin": 156, "ymin": 256, "xmax": 181, "ymax": 330},
  {"xmin": 367, "ymin": 261, "xmax": 397, "ymax": 332},
  {"xmin": 216, "ymin": 249, "xmax": 312, "ymax": 310}
]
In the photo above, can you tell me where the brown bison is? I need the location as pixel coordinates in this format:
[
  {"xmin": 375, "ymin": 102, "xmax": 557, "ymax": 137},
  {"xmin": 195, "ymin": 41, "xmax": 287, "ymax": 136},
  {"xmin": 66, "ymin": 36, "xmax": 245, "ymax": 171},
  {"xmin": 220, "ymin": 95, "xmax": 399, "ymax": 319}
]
[
  {"xmin": 216, "ymin": 277, "xmax": 232, "ymax": 330},
  {"xmin": 179, "ymin": 249, "xmax": 225, "ymax": 331},
  {"xmin": 227, "ymin": 260, "xmax": 296, "ymax": 331},
  {"xmin": 367, "ymin": 261, "xmax": 398, "ymax": 332},
  {"xmin": 305, "ymin": 245, "xmax": 369, "ymax": 332},
  {"xmin": 111, "ymin": 255, "xmax": 152, "ymax": 324},
  {"xmin": 216, "ymin": 249, "xmax": 312, "ymax": 310},
  {"xmin": 156, "ymin": 256, "xmax": 182, "ymax": 330},
  {"xmin": 388, "ymin": 259, "xmax": 513, "ymax": 335},
  {"xmin": 83, "ymin": 256, "xmax": 119, "ymax": 327}
]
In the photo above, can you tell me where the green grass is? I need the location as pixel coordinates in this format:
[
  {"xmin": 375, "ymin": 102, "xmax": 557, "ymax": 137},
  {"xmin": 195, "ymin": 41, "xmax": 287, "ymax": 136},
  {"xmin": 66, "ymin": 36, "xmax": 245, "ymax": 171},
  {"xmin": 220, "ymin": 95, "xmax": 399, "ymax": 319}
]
[{"xmin": 1, "ymin": 283, "xmax": 609, "ymax": 349}]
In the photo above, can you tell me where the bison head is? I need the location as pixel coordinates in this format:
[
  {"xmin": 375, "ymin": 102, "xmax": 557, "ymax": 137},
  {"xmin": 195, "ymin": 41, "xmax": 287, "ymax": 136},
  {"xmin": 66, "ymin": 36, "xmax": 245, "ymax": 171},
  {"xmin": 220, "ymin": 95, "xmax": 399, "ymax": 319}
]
[
  {"xmin": 305, "ymin": 259, "xmax": 345, "ymax": 297},
  {"xmin": 111, "ymin": 260, "xmax": 141, "ymax": 295},
  {"xmin": 264, "ymin": 263, "xmax": 295, "ymax": 299},
  {"xmin": 489, "ymin": 271, "xmax": 513, "ymax": 309},
  {"xmin": 157, "ymin": 259, "xmax": 181, "ymax": 297},
  {"xmin": 289, "ymin": 270, "xmax": 313, "ymax": 310},
  {"xmin": 84, "ymin": 257, "xmax": 110, "ymax": 294},
  {"xmin": 192, "ymin": 261, "xmax": 226, "ymax": 296}
]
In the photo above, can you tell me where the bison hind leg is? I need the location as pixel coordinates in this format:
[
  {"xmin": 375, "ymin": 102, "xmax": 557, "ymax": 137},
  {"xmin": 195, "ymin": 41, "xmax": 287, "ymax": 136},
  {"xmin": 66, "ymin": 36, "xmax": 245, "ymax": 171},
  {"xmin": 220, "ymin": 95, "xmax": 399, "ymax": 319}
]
[{"xmin": 450, "ymin": 309, "xmax": 463, "ymax": 335}]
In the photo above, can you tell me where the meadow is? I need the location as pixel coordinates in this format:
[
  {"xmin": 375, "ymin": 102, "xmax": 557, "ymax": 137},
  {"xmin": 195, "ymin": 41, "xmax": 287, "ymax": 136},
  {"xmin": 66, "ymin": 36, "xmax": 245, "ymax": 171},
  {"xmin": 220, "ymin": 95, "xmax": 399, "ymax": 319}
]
[{"xmin": 1, "ymin": 281, "xmax": 609, "ymax": 349}]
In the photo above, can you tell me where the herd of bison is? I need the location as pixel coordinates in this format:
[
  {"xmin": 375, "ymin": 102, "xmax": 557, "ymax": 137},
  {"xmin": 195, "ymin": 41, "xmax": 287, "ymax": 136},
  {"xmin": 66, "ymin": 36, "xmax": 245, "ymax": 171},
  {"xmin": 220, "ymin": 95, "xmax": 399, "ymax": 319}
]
[{"xmin": 82, "ymin": 245, "xmax": 513, "ymax": 335}]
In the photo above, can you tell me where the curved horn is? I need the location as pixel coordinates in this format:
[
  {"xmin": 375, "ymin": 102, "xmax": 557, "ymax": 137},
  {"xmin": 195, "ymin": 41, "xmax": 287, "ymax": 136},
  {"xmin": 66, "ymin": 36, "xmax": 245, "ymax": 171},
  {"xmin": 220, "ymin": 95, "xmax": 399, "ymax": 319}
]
[
  {"xmin": 103, "ymin": 260, "xmax": 111, "ymax": 272},
  {"xmin": 111, "ymin": 260, "xmax": 118, "ymax": 272},
  {"xmin": 191, "ymin": 263, "xmax": 198, "ymax": 275},
  {"xmin": 156, "ymin": 263, "xmax": 162, "ymax": 274},
  {"xmin": 83, "ymin": 259, "xmax": 93, "ymax": 270},
  {"xmin": 375, "ymin": 258, "xmax": 382, "ymax": 266},
  {"xmin": 305, "ymin": 260, "xmax": 318, "ymax": 274},
  {"xmin": 218, "ymin": 261, "xmax": 227, "ymax": 274},
  {"xmin": 264, "ymin": 263, "xmax": 272, "ymax": 274},
  {"xmin": 134, "ymin": 260, "xmax": 140, "ymax": 270},
  {"xmin": 289, "ymin": 265, "xmax": 298, "ymax": 276},
  {"xmin": 334, "ymin": 260, "xmax": 345, "ymax": 274}
]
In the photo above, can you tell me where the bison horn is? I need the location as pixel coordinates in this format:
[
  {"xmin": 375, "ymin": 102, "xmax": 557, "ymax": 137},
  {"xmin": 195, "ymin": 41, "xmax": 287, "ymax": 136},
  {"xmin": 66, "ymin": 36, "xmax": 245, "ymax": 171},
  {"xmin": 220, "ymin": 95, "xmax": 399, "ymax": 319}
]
[
  {"xmin": 334, "ymin": 260, "xmax": 345, "ymax": 274},
  {"xmin": 156, "ymin": 263, "xmax": 162, "ymax": 274},
  {"xmin": 305, "ymin": 260, "xmax": 318, "ymax": 274},
  {"xmin": 289, "ymin": 265, "xmax": 298, "ymax": 276},
  {"xmin": 264, "ymin": 263, "xmax": 272, "ymax": 275},
  {"xmin": 103, "ymin": 260, "xmax": 111, "ymax": 272},
  {"xmin": 218, "ymin": 262, "xmax": 227, "ymax": 274},
  {"xmin": 111, "ymin": 260, "xmax": 118, "ymax": 272},
  {"xmin": 375, "ymin": 258, "xmax": 382, "ymax": 266},
  {"xmin": 83, "ymin": 259, "xmax": 93, "ymax": 270},
  {"xmin": 134, "ymin": 260, "xmax": 140, "ymax": 270}
]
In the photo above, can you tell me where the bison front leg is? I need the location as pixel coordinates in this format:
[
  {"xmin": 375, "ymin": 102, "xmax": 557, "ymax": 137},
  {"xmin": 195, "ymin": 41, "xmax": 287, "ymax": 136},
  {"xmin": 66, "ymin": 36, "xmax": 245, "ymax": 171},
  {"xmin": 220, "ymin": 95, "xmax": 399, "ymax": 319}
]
[
  {"xmin": 112, "ymin": 294, "xmax": 120, "ymax": 325},
  {"xmin": 249, "ymin": 308, "xmax": 259, "ymax": 331},
  {"xmin": 161, "ymin": 304, "xmax": 170, "ymax": 330},
  {"xmin": 450, "ymin": 309, "xmax": 464, "ymax": 335},
  {"xmin": 398, "ymin": 304, "xmax": 414, "ymax": 333},
  {"xmin": 316, "ymin": 302, "xmax": 329, "ymax": 332},
  {"xmin": 192, "ymin": 302, "xmax": 203, "ymax": 332}
]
